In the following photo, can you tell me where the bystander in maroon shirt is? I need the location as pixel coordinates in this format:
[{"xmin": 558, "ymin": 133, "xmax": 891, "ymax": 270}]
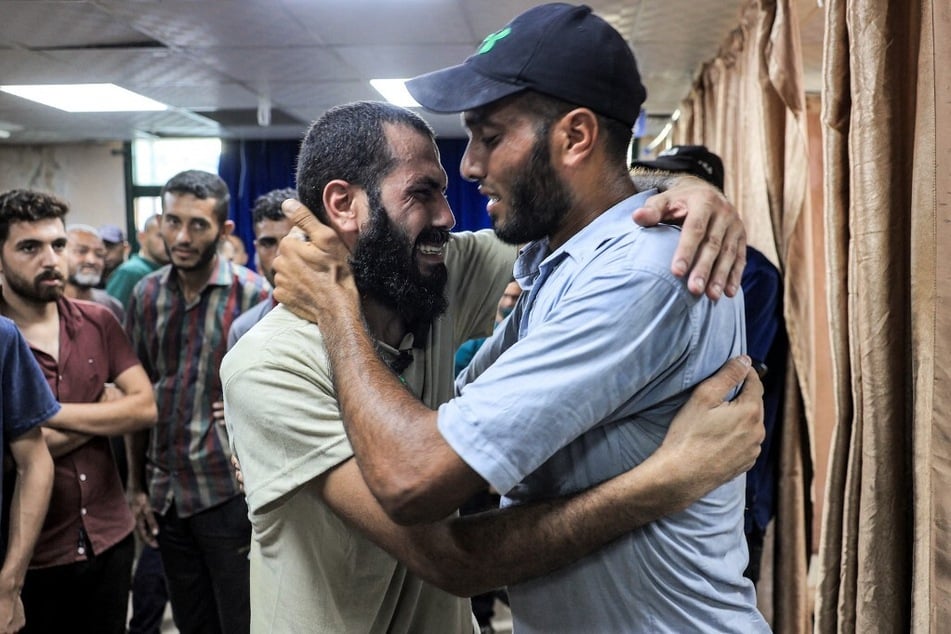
[{"xmin": 29, "ymin": 297, "xmax": 138, "ymax": 567}]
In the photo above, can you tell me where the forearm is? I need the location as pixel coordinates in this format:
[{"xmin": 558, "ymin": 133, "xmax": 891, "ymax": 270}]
[
  {"xmin": 321, "ymin": 309, "xmax": 475, "ymax": 522},
  {"xmin": 125, "ymin": 429, "xmax": 150, "ymax": 493},
  {"xmin": 41, "ymin": 427, "xmax": 93, "ymax": 457},
  {"xmin": 46, "ymin": 393, "xmax": 157, "ymax": 435},
  {"xmin": 0, "ymin": 449, "xmax": 53, "ymax": 593},
  {"xmin": 402, "ymin": 447, "xmax": 700, "ymax": 596}
]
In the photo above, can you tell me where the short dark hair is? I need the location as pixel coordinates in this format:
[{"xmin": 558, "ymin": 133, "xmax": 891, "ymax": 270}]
[
  {"xmin": 142, "ymin": 214, "xmax": 161, "ymax": 231},
  {"xmin": 514, "ymin": 91, "xmax": 633, "ymax": 166},
  {"xmin": 161, "ymin": 170, "xmax": 231, "ymax": 225},
  {"xmin": 252, "ymin": 188, "xmax": 297, "ymax": 225},
  {"xmin": 296, "ymin": 101, "xmax": 435, "ymax": 223},
  {"xmin": 0, "ymin": 189, "xmax": 69, "ymax": 244}
]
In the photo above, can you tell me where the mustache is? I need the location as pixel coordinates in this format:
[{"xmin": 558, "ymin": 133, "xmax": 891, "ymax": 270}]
[
  {"xmin": 36, "ymin": 270, "xmax": 64, "ymax": 282},
  {"xmin": 415, "ymin": 228, "xmax": 450, "ymax": 246}
]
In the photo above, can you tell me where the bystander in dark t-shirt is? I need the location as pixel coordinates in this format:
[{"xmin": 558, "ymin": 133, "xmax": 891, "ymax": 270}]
[{"xmin": 0, "ymin": 317, "xmax": 61, "ymax": 558}]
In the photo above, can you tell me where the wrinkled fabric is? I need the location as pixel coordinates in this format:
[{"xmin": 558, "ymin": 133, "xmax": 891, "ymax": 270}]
[{"xmin": 816, "ymin": 0, "xmax": 951, "ymax": 632}]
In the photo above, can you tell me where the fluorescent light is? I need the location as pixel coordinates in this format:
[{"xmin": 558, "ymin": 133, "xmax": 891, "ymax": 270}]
[
  {"xmin": 0, "ymin": 83, "xmax": 168, "ymax": 112},
  {"xmin": 370, "ymin": 79, "xmax": 420, "ymax": 108}
]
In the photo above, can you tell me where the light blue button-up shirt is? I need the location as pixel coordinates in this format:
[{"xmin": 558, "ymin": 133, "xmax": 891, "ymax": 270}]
[{"xmin": 439, "ymin": 192, "xmax": 768, "ymax": 633}]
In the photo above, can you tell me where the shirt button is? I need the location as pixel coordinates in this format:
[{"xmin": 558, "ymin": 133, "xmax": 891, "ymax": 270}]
[
  {"xmin": 77, "ymin": 546, "xmax": 86, "ymax": 555},
  {"xmin": 79, "ymin": 474, "xmax": 87, "ymax": 482},
  {"xmin": 81, "ymin": 508, "xmax": 87, "ymax": 516}
]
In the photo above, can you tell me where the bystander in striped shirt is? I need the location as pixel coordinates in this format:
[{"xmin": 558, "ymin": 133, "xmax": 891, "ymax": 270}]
[{"xmin": 126, "ymin": 256, "xmax": 269, "ymax": 517}]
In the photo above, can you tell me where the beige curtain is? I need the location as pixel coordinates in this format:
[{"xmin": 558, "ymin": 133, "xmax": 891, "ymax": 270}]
[
  {"xmin": 816, "ymin": 0, "xmax": 951, "ymax": 631},
  {"xmin": 673, "ymin": 1, "xmax": 813, "ymax": 632}
]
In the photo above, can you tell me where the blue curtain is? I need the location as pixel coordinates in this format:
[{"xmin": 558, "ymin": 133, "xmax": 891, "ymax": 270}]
[
  {"xmin": 437, "ymin": 138, "xmax": 490, "ymax": 232},
  {"xmin": 219, "ymin": 139, "xmax": 300, "ymax": 271},
  {"xmin": 218, "ymin": 137, "xmax": 487, "ymax": 272}
]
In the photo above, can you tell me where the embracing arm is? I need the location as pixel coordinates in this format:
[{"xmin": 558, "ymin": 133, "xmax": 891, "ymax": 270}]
[
  {"xmin": 45, "ymin": 365, "xmax": 157, "ymax": 436},
  {"xmin": 631, "ymin": 173, "xmax": 746, "ymax": 300},
  {"xmin": 272, "ymin": 200, "xmax": 752, "ymax": 525},
  {"xmin": 318, "ymin": 357, "xmax": 763, "ymax": 596},
  {"xmin": 0, "ymin": 427, "xmax": 54, "ymax": 632},
  {"xmin": 319, "ymin": 297, "xmax": 482, "ymax": 524}
]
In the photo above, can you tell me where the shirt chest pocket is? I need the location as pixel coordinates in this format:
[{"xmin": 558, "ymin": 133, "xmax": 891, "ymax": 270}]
[{"xmin": 76, "ymin": 356, "xmax": 109, "ymax": 400}]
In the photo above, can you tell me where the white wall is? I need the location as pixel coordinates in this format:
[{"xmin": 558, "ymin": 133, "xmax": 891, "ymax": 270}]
[{"xmin": 0, "ymin": 142, "xmax": 127, "ymax": 230}]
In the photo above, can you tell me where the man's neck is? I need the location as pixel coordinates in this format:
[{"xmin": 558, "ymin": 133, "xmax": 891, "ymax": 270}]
[
  {"xmin": 175, "ymin": 256, "xmax": 217, "ymax": 302},
  {"xmin": 140, "ymin": 251, "xmax": 160, "ymax": 266},
  {"xmin": 549, "ymin": 167, "xmax": 637, "ymax": 251},
  {"xmin": 361, "ymin": 295, "xmax": 407, "ymax": 349},
  {"xmin": 64, "ymin": 282, "xmax": 94, "ymax": 302},
  {"xmin": 0, "ymin": 288, "xmax": 60, "ymax": 332}
]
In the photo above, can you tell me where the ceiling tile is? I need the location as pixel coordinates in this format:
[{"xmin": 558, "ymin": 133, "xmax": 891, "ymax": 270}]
[
  {"xmin": 0, "ymin": 1, "xmax": 149, "ymax": 49},
  {"xmin": 284, "ymin": 0, "xmax": 474, "ymax": 45}
]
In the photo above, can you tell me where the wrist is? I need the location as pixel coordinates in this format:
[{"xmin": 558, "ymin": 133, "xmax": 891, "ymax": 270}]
[
  {"xmin": 637, "ymin": 448, "xmax": 699, "ymax": 514},
  {"xmin": 0, "ymin": 571, "xmax": 22, "ymax": 595}
]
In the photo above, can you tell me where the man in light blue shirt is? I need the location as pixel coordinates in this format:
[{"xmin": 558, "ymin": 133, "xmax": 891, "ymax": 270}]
[{"xmin": 446, "ymin": 193, "xmax": 756, "ymax": 631}]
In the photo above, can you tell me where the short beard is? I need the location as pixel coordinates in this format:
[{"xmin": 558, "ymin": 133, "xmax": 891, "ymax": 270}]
[
  {"xmin": 166, "ymin": 236, "xmax": 220, "ymax": 272},
  {"xmin": 3, "ymin": 267, "xmax": 64, "ymax": 304},
  {"xmin": 349, "ymin": 191, "xmax": 449, "ymax": 329},
  {"xmin": 494, "ymin": 126, "xmax": 573, "ymax": 245}
]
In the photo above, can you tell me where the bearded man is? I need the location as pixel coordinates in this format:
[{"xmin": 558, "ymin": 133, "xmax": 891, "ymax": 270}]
[
  {"xmin": 221, "ymin": 100, "xmax": 764, "ymax": 633},
  {"xmin": 125, "ymin": 170, "xmax": 269, "ymax": 634},
  {"xmin": 63, "ymin": 224, "xmax": 124, "ymax": 320}
]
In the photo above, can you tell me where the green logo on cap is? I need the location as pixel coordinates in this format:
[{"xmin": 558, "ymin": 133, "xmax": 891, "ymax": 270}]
[{"xmin": 477, "ymin": 26, "xmax": 511, "ymax": 54}]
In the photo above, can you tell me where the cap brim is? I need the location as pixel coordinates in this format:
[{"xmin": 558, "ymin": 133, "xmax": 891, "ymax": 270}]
[{"xmin": 406, "ymin": 63, "xmax": 526, "ymax": 114}]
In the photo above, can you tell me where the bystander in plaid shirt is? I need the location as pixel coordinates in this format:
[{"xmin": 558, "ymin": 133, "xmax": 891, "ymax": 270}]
[{"xmin": 126, "ymin": 257, "xmax": 269, "ymax": 516}]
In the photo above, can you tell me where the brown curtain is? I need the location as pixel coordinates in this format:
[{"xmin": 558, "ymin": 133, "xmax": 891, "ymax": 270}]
[
  {"xmin": 816, "ymin": 0, "xmax": 951, "ymax": 631},
  {"xmin": 673, "ymin": 1, "xmax": 813, "ymax": 631}
]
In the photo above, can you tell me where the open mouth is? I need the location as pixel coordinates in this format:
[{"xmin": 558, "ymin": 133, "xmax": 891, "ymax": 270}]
[
  {"xmin": 417, "ymin": 243, "xmax": 446, "ymax": 256},
  {"xmin": 415, "ymin": 228, "xmax": 449, "ymax": 258}
]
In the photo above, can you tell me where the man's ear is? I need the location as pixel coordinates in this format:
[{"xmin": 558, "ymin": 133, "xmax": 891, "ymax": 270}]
[
  {"xmin": 322, "ymin": 179, "xmax": 362, "ymax": 237},
  {"xmin": 554, "ymin": 108, "xmax": 598, "ymax": 168},
  {"xmin": 222, "ymin": 219, "xmax": 235, "ymax": 236}
]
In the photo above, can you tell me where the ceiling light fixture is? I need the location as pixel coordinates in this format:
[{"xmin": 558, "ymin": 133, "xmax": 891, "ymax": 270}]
[
  {"xmin": 0, "ymin": 83, "xmax": 168, "ymax": 112},
  {"xmin": 370, "ymin": 79, "xmax": 420, "ymax": 108}
]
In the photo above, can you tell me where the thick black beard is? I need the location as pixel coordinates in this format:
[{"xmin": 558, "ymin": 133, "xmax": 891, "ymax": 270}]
[
  {"xmin": 349, "ymin": 192, "xmax": 449, "ymax": 330},
  {"xmin": 494, "ymin": 129, "xmax": 573, "ymax": 245}
]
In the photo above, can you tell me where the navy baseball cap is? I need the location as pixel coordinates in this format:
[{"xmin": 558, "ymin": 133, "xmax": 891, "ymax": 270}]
[
  {"xmin": 631, "ymin": 145, "xmax": 725, "ymax": 191},
  {"xmin": 405, "ymin": 3, "xmax": 647, "ymax": 128}
]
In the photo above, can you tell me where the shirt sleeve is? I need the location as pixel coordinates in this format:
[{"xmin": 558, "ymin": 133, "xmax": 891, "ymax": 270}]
[
  {"xmin": 221, "ymin": 308, "xmax": 354, "ymax": 515},
  {"xmin": 437, "ymin": 252, "xmax": 699, "ymax": 494},
  {"xmin": 2, "ymin": 322, "xmax": 61, "ymax": 438},
  {"xmin": 124, "ymin": 280, "xmax": 155, "ymax": 380},
  {"xmin": 96, "ymin": 304, "xmax": 145, "ymax": 380}
]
